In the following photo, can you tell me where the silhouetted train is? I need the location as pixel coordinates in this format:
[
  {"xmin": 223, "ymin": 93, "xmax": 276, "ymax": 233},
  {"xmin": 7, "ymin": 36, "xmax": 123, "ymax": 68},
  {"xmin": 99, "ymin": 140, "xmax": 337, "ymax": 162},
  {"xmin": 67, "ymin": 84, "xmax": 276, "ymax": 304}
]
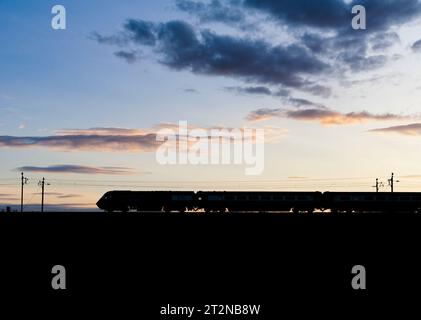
[{"xmin": 96, "ymin": 191, "xmax": 421, "ymax": 213}]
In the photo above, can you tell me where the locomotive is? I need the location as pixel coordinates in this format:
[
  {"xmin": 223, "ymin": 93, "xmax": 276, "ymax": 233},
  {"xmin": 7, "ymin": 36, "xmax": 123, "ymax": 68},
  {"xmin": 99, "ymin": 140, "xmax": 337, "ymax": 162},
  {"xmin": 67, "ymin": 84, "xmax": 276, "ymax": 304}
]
[{"xmin": 96, "ymin": 190, "xmax": 421, "ymax": 213}]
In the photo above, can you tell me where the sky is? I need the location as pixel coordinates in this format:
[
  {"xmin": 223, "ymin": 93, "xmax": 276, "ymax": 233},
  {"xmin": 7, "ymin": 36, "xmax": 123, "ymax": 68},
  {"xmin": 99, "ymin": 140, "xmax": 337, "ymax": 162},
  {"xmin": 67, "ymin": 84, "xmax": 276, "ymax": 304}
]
[{"xmin": 2, "ymin": 0, "xmax": 421, "ymax": 210}]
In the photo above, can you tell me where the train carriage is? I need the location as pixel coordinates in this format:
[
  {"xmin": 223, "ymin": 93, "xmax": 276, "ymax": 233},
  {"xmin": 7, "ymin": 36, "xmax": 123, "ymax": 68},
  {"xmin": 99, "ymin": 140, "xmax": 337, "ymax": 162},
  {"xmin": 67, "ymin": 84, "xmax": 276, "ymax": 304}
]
[
  {"xmin": 196, "ymin": 191, "xmax": 322, "ymax": 213},
  {"xmin": 324, "ymin": 192, "xmax": 421, "ymax": 213},
  {"xmin": 96, "ymin": 191, "xmax": 196, "ymax": 212}
]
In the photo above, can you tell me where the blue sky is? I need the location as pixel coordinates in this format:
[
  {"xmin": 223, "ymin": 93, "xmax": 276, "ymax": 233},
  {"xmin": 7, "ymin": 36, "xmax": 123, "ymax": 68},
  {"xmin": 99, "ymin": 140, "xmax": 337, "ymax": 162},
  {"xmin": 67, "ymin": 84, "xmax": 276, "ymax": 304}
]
[{"xmin": 2, "ymin": 0, "xmax": 421, "ymax": 209}]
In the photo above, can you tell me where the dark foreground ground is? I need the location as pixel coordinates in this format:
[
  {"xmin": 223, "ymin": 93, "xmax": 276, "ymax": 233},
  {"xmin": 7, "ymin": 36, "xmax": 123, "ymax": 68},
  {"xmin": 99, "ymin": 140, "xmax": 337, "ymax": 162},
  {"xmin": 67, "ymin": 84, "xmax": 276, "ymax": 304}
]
[{"xmin": 0, "ymin": 211, "xmax": 420, "ymax": 317}]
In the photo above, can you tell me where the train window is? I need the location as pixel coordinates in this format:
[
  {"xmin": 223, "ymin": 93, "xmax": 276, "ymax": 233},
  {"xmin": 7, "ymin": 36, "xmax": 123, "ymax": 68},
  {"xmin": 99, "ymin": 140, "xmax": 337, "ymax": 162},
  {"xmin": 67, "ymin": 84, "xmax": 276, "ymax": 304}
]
[
  {"xmin": 297, "ymin": 196, "xmax": 307, "ymax": 201},
  {"xmin": 340, "ymin": 196, "xmax": 351, "ymax": 201},
  {"xmin": 412, "ymin": 196, "xmax": 421, "ymax": 201},
  {"xmin": 238, "ymin": 195, "xmax": 247, "ymax": 201},
  {"xmin": 249, "ymin": 195, "xmax": 259, "ymax": 201},
  {"xmin": 261, "ymin": 195, "xmax": 271, "ymax": 201},
  {"xmin": 285, "ymin": 196, "xmax": 294, "ymax": 201},
  {"xmin": 273, "ymin": 196, "xmax": 283, "ymax": 201},
  {"xmin": 399, "ymin": 196, "xmax": 410, "ymax": 201},
  {"xmin": 208, "ymin": 195, "xmax": 223, "ymax": 201},
  {"xmin": 376, "ymin": 196, "xmax": 386, "ymax": 201},
  {"xmin": 225, "ymin": 196, "xmax": 235, "ymax": 201}
]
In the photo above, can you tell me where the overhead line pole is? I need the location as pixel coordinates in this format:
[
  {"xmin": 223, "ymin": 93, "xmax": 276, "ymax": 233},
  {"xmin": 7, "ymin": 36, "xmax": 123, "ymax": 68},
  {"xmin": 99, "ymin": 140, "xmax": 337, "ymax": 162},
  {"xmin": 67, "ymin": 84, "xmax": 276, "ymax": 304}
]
[
  {"xmin": 39, "ymin": 178, "xmax": 49, "ymax": 212},
  {"xmin": 41, "ymin": 178, "xmax": 45, "ymax": 213},
  {"xmin": 20, "ymin": 172, "xmax": 28, "ymax": 213}
]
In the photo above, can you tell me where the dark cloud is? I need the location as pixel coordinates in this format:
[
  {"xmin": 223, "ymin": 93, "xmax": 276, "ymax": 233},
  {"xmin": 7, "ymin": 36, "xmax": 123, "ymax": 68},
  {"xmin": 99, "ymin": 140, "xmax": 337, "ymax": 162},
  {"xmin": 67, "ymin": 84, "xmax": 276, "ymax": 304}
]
[
  {"xmin": 412, "ymin": 39, "xmax": 421, "ymax": 53},
  {"xmin": 89, "ymin": 31, "xmax": 129, "ymax": 46},
  {"xmin": 246, "ymin": 107, "xmax": 411, "ymax": 125},
  {"xmin": 369, "ymin": 123, "xmax": 421, "ymax": 135},
  {"xmin": 243, "ymin": 0, "xmax": 350, "ymax": 29},
  {"xmin": 224, "ymin": 86, "xmax": 274, "ymax": 96},
  {"xmin": 243, "ymin": 0, "xmax": 421, "ymax": 32},
  {"xmin": 338, "ymin": 51, "xmax": 388, "ymax": 72},
  {"xmin": 301, "ymin": 31, "xmax": 391, "ymax": 73},
  {"xmin": 224, "ymin": 86, "xmax": 325, "ymax": 108},
  {"xmin": 370, "ymin": 32, "xmax": 400, "ymax": 51},
  {"xmin": 16, "ymin": 165, "xmax": 137, "ymax": 175},
  {"xmin": 94, "ymin": 19, "xmax": 331, "ymax": 94},
  {"xmin": 358, "ymin": 0, "xmax": 421, "ymax": 32},
  {"xmin": 300, "ymin": 33, "xmax": 327, "ymax": 54},
  {"xmin": 92, "ymin": 0, "xmax": 421, "ymax": 95},
  {"xmin": 0, "ymin": 130, "xmax": 160, "ymax": 152},
  {"xmin": 176, "ymin": 0, "xmax": 246, "ymax": 26},
  {"xmin": 114, "ymin": 50, "xmax": 140, "ymax": 63},
  {"xmin": 288, "ymin": 98, "xmax": 325, "ymax": 108},
  {"xmin": 123, "ymin": 19, "xmax": 158, "ymax": 46},
  {"xmin": 225, "ymin": 85, "xmax": 294, "ymax": 98}
]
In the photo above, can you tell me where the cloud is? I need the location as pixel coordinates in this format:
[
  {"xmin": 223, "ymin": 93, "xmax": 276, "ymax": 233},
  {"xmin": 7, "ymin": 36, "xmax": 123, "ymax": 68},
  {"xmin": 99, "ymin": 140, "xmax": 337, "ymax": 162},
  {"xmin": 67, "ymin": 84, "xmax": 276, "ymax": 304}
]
[
  {"xmin": 288, "ymin": 98, "xmax": 325, "ymax": 108},
  {"xmin": 15, "ymin": 165, "xmax": 137, "ymax": 175},
  {"xmin": 56, "ymin": 194, "xmax": 82, "ymax": 199},
  {"xmin": 93, "ymin": 19, "xmax": 331, "ymax": 95},
  {"xmin": 224, "ymin": 85, "xmax": 328, "ymax": 109},
  {"xmin": 0, "ymin": 123, "xmax": 283, "ymax": 152},
  {"xmin": 56, "ymin": 127, "xmax": 148, "ymax": 136},
  {"xmin": 370, "ymin": 32, "xmax": 400, "ymax": 51},
  {"xmin": 89, "ymin": 31, "xmax": 129, "ymax": 46},
  {"xmin": 0, "ymin": 194, "xmax": 19, "ymax": 201},
  {"xmin": 31, "ymin": 192, "xmax": 82, "ymax": 199},
  {"xmin": 0, "ymin": 127, "xmax": 161, "ymax": 151},
  {"xmin": 368, "ymin": 123, "xmax": 421, "ymax": 135},
  {"xmin": 114, "ymin": 50, "xmax": 140, "ymax": 63},
  {"xmin": 243, "ymin": 0, "xmax": 421, "ymax": 32},
  {"xmin": 91, "ymin": 0, "xmax": 421, "ymax": 95},
  {"xmin": 301, "ymin": 31, "xmax": 390, "ymax": 73},
  {"xmin": 243, "ymin": 0, "xmax": 350, "ymax": 29},
  {"xmin": 246, "ymin": 108, "xmax": 285, "ymax": 122},
  {"xmin": 176, "ymin": 0, "xmax": 247, "ymax": 26},
  {"xmin": 412, "ymin": 39, "xmax": 421, "ymax": 53},
  {"xmin": 224, "ymin": 86, "xmax": 277, "ymax": 96},
  {"xmin": 246, "ymin": 107, "xmax": 411, "ymax": 125}
]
